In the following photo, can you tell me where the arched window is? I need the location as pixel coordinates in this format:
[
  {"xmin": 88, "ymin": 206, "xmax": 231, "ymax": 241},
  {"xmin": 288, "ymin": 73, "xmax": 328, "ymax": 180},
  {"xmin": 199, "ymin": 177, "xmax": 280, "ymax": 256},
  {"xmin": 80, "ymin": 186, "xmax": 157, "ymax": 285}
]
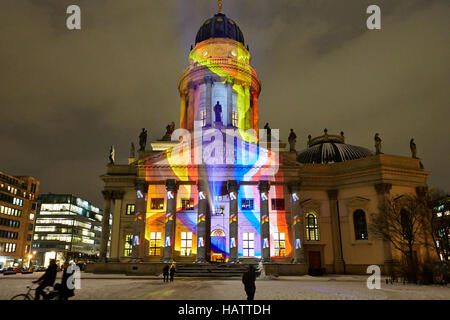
[
  {"xmin": 353, "ymin": 209, "xmax": 368, "ymax": 240},
  {"xmin": 306, "ymin": 212, "xmax": 319, "ymax": 241}
]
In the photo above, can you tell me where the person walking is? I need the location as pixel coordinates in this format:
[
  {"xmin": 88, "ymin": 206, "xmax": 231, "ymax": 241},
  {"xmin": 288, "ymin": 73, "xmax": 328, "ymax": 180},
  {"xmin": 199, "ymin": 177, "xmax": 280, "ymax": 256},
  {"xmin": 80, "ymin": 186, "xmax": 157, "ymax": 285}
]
[
  {"xmin": 58, "ymin": 262, "xmax": 75, "ymax": 300},
  {"xmin": 33, "ymin": 259, "xmax": 58, "ymax": 300},
  {"xmin": 163, "ymin": 264, "xmax": 169, "ymax": 283},
  {"xmin": 242, "ymin": 265, "xmax": 256, "ymax": 301},
  {"xmin": 169, "ymin": 264, "xmax": 175, "ymax": 282}
]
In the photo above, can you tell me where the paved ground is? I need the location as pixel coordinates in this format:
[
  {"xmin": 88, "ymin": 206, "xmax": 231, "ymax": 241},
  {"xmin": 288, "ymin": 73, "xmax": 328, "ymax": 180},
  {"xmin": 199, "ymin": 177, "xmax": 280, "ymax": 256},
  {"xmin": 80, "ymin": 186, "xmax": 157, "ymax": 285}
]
[{"xmin": 1, "ymin": 272, "xmax": 449, "ymax": 300}]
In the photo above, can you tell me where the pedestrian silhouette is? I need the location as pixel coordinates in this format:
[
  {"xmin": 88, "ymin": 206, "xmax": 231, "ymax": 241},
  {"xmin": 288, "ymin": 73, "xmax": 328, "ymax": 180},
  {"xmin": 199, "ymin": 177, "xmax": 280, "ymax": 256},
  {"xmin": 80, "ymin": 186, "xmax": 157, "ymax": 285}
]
[
  {"xmin": 163, "ymin": 264, "xmax": 170, "ymax": 283},
  {"xmin": 242, "ymin": 265, "xmax": 256, "ymax": 300},
  {"xmin": 169, "ymin": 264, "xmax": 175, "ymax": 282}
]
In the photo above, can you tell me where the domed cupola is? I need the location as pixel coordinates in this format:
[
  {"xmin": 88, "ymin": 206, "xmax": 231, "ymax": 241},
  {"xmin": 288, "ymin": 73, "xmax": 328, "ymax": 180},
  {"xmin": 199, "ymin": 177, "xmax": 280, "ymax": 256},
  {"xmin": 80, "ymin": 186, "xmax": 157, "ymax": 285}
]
[
  {"xmin": 195, "ymin": 6, "xmax": 245, "ymax": 46},
  {"xmin": 297, "ymin": 129, "xmax": 374, "ymax": 164}
]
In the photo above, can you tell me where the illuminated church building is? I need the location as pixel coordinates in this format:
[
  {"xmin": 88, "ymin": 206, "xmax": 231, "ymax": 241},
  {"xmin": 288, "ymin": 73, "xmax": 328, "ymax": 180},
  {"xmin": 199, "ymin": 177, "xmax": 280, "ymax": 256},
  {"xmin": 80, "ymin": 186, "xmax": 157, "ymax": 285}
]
[{"xmin": 97, "ymin": 7, "xmax": 430, "ymax": 275}]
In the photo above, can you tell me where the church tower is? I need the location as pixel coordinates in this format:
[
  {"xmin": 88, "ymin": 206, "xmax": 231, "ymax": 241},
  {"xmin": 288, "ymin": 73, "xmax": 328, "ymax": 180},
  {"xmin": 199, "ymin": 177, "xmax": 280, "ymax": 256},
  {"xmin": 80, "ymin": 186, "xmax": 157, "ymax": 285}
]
[{"xmin": 178, "ymin": 2, "xmax": 261, "ymax": 136}]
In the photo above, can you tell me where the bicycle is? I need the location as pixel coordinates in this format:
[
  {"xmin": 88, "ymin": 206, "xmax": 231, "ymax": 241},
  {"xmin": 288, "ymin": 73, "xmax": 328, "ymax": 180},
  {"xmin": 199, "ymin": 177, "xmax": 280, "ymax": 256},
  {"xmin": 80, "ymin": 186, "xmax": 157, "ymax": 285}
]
[{"xmin": 10, "ymin": 284, "xmax": 59, "ymax": 300}]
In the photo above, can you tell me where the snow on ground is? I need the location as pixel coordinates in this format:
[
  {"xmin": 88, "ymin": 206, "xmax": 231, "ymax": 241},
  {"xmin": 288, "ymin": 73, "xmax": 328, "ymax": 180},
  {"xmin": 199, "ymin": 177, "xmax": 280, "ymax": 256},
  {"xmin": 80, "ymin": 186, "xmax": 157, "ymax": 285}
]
[{"xmin": 0, "ymin": 272, "xmax": 449, "ymax": 300}]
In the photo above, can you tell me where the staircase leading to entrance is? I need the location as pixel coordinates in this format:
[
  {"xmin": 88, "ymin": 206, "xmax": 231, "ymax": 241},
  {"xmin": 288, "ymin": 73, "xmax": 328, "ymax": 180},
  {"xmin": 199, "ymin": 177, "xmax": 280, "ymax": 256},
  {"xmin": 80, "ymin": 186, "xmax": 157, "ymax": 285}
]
[{"xmin": 175, "ymin": 263, "xmax": 260, "ymax": 278}]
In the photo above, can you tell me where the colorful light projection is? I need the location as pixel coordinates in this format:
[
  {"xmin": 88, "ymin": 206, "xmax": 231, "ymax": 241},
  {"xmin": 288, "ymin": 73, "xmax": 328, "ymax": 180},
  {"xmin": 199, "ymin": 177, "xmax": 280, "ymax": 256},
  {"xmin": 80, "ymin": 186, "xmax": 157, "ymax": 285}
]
[{"xmin": 142, "ymin": 37, "xmax": 290, "ymax": 260}]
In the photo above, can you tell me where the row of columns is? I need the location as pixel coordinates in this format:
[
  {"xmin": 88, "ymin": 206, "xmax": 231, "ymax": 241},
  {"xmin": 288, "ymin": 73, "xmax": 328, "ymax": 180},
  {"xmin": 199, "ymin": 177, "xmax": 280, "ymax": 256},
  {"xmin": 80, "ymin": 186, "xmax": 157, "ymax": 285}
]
[
  {"xmin": 181, "ymin": 77, "xmax": 258, "ymax": 131},
  {"xmin": 99, "ymin": 190, "xmax": 124, "ymax": 262}
]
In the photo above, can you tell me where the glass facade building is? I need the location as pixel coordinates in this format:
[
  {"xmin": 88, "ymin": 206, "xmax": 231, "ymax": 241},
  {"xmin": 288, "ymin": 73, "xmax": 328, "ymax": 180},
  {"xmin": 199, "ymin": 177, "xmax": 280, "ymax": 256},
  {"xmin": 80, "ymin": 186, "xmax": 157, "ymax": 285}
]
[{"xmin": 33, "ymin": 194, "xmax": 102, "ymax": 266}]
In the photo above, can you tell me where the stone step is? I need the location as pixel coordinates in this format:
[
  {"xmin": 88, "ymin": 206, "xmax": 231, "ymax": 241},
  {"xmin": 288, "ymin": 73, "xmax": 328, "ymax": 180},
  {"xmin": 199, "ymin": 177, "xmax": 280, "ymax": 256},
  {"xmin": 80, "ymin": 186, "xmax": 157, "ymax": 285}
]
[{"xmin": 173, "ymin": 263, "xmax": 260, "ymax": 277}]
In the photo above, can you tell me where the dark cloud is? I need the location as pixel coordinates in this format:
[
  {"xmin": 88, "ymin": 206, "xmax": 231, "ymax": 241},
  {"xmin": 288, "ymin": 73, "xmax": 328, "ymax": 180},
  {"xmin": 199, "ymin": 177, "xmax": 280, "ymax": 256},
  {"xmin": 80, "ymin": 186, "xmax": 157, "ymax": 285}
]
[{"xmin": 0, "ymin": 0, "xmax": 449, "ymax": 206}]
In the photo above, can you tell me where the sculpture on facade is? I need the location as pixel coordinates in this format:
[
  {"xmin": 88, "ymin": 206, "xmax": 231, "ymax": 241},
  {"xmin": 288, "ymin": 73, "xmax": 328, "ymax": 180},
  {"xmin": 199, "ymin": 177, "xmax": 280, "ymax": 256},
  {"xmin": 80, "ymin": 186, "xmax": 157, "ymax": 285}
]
[
  {"xmin": 214, "ymin": 101, "xmax": 222, "ymax": 123},
  {"xmin": 139, "ymin": 128, "xmax": 147, "ymax": 151},
  {"xmin": 374, "ymin": 133, "xmax": 382, "ymax": 154},
  {"xmin": 410, "ymin": 138, "xmax": 417, "ymax": 158},
  {"xmin": 288, "ymin": 129, "xmax": 297, "ymax": 152},
  {"xmin": 109, "ymin": 145, "xmax": 115, "ymax": 165}
]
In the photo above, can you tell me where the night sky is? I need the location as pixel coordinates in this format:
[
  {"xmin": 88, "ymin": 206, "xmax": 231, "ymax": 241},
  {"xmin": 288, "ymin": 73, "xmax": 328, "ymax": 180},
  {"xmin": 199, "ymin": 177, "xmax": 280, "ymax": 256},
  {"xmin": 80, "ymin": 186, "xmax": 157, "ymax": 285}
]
[{"xmin": 1, "ymin": 0, "xmax": 449, "ymax": 207}]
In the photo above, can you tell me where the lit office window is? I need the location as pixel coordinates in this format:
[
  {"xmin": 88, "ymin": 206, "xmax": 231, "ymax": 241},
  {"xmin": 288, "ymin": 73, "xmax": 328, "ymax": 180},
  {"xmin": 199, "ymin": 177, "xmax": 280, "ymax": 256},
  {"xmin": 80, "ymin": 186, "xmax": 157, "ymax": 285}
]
[{"xmin": 306, "ymin": 213, "xmax": 319, "ymax": 241}]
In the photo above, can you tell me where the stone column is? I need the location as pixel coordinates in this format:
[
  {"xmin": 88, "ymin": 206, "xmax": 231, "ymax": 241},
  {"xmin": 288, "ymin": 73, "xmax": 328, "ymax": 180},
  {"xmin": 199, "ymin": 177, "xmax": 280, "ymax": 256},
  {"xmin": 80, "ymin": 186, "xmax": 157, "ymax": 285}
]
[
  {"xmin": 110, "ymin": 190, "xmax": 124, "ymax": 262},
  {"xmin": 187, "ymin": 84, "xmax": 196, "ymax": 130},
  {"xmin": 226, "ymin": 78, "xmax": 233, "ymax": 127},
  {"xmin": 205, "ymin": 77, "xmax": 213, "ymax": 127},
  {"xmin": 100, "ymin": 190, "xmax": 113, "ymax": 262},
  {"xmin": 163, "ymin": 179, "xmax": 178, "ymax": 262},
  {"xmin": 131, "ymin": 181, "xmax": 147, "ymax": 261},
  {"xmin": 228, "ymin": 180, "xmax": 239, "ymax": 262},
  {"xmin": 179, "ymin": 91, "xmax": 187, "ymax": 129},
  {"xmin": 251, "ymin": 91, "xmax": 259, "ymax": 134},
  {"xmin": 196, "ymin": 180, "xmax": 208, "ymax": 263},
  {"xmin": 259, "ymin": 181, "xmax": 271, "ymax": 262},
  {"xmin": 289, "ymin": 182, "xmax": 305, "ymax": 264},
  {"xmin": 375, "ymin": 183, "xmax": 393, "ymax": 275},
  {"xmin": 328, "ymin": 189, "xmax": 345, "ymax": 273}
]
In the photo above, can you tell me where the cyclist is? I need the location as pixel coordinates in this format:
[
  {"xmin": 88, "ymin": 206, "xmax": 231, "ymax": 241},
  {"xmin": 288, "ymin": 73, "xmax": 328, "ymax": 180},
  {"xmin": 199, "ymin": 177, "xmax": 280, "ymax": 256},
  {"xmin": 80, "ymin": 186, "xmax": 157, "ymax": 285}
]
[{"xmin": 32, "ymin": 259, "xmax": 57, "ymax": 300}]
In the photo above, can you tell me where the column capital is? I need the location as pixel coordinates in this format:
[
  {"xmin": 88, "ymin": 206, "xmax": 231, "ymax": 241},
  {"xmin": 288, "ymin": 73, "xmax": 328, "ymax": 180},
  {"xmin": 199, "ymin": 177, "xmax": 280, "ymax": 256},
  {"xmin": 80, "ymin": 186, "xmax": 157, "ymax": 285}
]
[
  {"xmin": 197, "ymin": 180, "xmax": 208, "ymax": 192},
  {"xmin": 288, "ymin": 181, "xmax": 301, "ymax": 194},
  {"xmin": 134, "ymin": 180, "xmax": 147, "ymax": 191},
  {"xmin": 327, "ymin": 189, "xmax": 338, "ymax": 200},
  {"xmin": 227, "ymin": 180, "xmax": 239, "ymax": 192},
  {"xmin": 204, "ymin": 75, "xmax": 214, "ymax": 84},
  {"xmin": 165, "ymin": 179, "xmax": 179, "ymax": 192},
  {"xmin": 102, "ymin": 190, "xmax": 114, "ymax": 200},
  {"xmin": 258, "ymin": 180, "xmax": 270, "ymax": 193},
  {"xmin": 374, "ymin": 183, "xmax": 392, "ymax": 195},
  {"xmin": 112, "ymin": 190, "xmax": 125, "ymax": 200}
]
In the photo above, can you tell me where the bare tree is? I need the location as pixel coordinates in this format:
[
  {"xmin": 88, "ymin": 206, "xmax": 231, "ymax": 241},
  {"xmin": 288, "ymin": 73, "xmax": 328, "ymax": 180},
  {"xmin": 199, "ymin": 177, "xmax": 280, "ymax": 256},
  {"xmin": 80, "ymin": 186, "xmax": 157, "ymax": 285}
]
[{"xmin": 369, "ymin": 194, "xmax": 428, "ymax": 283}]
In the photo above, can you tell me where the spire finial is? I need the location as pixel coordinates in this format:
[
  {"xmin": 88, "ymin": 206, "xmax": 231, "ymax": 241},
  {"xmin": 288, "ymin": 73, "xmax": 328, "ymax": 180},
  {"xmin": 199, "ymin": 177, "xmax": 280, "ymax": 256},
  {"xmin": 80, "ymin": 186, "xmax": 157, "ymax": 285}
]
[{"xmin": 218, "ymin": 0, "xmax": 223, "ymax": 13}]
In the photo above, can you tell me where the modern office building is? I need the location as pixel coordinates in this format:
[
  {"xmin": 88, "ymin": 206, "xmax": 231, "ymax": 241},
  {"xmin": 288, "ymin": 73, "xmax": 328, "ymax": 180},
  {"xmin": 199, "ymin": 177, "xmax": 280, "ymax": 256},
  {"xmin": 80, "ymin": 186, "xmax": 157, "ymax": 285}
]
[
  {"xmin": 0, "ymin": 171, "xmax": 39, "ymax": 269},
  {"xmin": 32, "ymin": 194, "xmax": 103, "ymax": 266}
]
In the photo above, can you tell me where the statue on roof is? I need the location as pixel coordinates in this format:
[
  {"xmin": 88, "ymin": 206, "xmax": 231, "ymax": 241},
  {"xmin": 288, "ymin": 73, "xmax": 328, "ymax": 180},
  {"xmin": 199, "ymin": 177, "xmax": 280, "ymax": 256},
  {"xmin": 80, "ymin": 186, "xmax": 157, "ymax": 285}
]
[
  {"xmin": 264, "ymin": 123, "xmax": 271, "ymax": 140},
  {"xmin": 410, "ymin": 138, "xmax": 417, "ymax": 158},
  {"xmin": 139, "ymin": 128, "xmax": 147, "ymax": 151},
  {"xmin": 109, "ymin": 145, "xmax": 115, "ymax": 165},
  {"xmin": 130, "ymin": 142, "xmax": 135, "ymax": 158},
  {"xmin": 288, "ymin": 129, "xmax": 297, "ymax": 152},
  {"xmin": 374, "ymin": 133, "xmax": 382, "ymax": 154}
]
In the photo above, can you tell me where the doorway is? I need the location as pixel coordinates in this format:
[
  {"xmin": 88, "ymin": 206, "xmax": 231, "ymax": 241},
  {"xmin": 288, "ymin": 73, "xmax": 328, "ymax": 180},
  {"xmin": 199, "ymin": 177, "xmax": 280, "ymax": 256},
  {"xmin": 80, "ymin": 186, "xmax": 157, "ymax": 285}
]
[
  {"xmin": 210, "ymin": 229, "xmax": 226, "ymax": 262},
  {"xmin": 308, "ymin": 251, "xmax": 323, "ymax": 276}
]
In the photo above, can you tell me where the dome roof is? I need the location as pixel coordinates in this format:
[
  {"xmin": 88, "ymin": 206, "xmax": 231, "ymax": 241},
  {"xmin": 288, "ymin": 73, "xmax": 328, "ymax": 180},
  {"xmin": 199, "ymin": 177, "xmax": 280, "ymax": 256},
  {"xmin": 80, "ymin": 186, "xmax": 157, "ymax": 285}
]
[
  {"xmin": 195, "ymin": 13, "xmax": 245, "ymax": 46},
  {"xmin": 297, "ymin": 130, "xmax": 374, "ymax": 164}
]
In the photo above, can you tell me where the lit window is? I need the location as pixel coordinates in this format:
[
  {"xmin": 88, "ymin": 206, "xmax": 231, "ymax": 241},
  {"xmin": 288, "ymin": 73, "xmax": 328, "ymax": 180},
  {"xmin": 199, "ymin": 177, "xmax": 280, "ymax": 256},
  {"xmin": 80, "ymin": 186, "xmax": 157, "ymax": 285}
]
[
  {"xmin": 180, "ymin": 232, "xmax": 192, "ymax": 256},
  {"xmin": 214, "ymin": 206, "xmax": 224, "ymax": 215},
  {"xmin": 353, "ymin": 209, "xmax": 368, "ymax": 240},
  {"xmin": 126, "ymin": 204, "xmax": 135, "ymax": 215},
  {"xmin": 241, "ymin": 199, "xmax": 254, "ymax": 210},
  {"xmin": 200, "ymin": 110, "xmax": 207, "ymax": 127},
  {"xmin": 306, "ymin": 213, "xmax": 319, "ymax": 241},
  {"xmin": 150, "ymin": 198, "xmax": 164, "ymax": 210},
  {"xmin": 232, "ymin": 111, "xmax": 238, "ymax": 127},
  {"xmin": 273, "ymin": 232, "xmax": 286, "ymax": 256},
  {"xmin": 124, "ymin": 234, "xmax": 133, "ymax": 257},
  {"xmin": 149, "ymin": 232, "xmax": 162, "ymax": 256},
  {"xmin": 271, "ymin": 199, "xmax": 285, "ymax": 211},
  {"xmin": 243, "ymin": 232, "xmax": 255, "ymax": 257},
  {"xmin": 181, "ymin": 199, "xmax": 194, "ymax": 210}
]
